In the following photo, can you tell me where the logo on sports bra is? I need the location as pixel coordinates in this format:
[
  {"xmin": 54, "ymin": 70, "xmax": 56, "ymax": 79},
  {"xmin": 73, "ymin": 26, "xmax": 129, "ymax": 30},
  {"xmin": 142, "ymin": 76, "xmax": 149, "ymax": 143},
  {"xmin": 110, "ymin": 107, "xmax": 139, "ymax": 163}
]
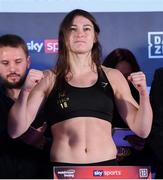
[
  {"xmin": 101, "ymin": 82, "xmax": 108, "ymax": 88},
  {"xmin": 57, "ymin": 91, "xmax": 69, "ymax": 109}
]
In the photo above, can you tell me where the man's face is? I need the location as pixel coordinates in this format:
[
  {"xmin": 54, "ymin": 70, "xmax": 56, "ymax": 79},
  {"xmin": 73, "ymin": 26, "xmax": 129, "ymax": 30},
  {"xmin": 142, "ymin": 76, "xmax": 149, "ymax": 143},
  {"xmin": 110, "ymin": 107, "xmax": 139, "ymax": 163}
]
[{"xmin": 0, "ymin": 46, "xmax": 30, "ymax": 88}]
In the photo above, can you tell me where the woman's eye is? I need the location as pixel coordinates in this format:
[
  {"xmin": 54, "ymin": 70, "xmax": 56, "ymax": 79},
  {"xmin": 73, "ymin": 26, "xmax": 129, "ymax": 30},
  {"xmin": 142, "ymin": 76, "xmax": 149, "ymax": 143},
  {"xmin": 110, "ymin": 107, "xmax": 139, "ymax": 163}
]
[
  {"xmin": 84, "ymin": 27, "xmax": 90, "ymax": 31},
  {"xmin": 69, "ymin": 27, "xmax": 76, "ymax": 31}
]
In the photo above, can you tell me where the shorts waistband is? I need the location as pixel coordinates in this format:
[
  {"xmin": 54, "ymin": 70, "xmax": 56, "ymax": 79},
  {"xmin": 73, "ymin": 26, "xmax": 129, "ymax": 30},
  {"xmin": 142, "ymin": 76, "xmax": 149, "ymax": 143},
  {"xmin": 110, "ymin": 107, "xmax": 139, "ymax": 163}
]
[{"xmin": 51, "ymin": 159, "xmax": 118, "ymax": 167}]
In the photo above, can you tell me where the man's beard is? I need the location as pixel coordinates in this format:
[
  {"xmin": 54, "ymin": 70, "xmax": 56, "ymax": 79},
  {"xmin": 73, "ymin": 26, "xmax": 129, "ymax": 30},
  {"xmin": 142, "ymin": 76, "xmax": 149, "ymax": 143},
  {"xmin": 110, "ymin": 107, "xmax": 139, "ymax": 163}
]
[{"xmin": 0, "ymin": 72, "xmax": 27, "ymax": 89}]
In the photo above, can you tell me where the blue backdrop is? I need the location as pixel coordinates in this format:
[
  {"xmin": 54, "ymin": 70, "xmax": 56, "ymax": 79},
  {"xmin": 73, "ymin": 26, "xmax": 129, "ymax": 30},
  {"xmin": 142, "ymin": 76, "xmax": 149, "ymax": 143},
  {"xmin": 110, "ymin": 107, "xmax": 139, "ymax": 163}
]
[{"xmin": 0, "ymin": 12, "xmax": 163, "ymax": 86}]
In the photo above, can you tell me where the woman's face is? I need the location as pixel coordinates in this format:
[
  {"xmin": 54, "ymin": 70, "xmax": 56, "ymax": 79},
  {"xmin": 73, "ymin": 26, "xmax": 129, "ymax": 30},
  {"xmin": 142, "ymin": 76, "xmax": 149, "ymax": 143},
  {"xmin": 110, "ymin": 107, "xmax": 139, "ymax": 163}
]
[{"xmin": 66, "ymin": 15, "xmax": 96, "ymax": 54}]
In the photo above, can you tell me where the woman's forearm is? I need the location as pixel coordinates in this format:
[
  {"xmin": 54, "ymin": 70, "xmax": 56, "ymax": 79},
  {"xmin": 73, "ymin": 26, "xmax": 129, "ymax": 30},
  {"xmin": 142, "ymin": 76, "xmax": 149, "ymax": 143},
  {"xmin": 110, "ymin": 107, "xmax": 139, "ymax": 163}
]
[
  {"xmin": 134, "ymin": 93, "xmax": 153, "ymax": 138},
  {"xmin": 8, "ymin": 89, "xmax": 31, "ymax": 138}
]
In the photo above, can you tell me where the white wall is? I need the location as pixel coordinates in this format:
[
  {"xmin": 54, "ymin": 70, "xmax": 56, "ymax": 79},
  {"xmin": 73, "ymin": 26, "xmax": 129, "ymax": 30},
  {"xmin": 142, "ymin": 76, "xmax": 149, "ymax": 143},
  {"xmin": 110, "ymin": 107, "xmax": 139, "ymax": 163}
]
[{"xmin": 0, "ymin": 0, "xmax": 163, "ymax": 12}]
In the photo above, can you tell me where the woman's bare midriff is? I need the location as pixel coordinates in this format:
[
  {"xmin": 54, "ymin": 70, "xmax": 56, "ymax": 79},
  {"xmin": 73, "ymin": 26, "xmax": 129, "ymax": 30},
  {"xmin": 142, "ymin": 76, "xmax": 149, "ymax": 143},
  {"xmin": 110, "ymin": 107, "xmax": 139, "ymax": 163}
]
[{"xmin": 50, "ymin": 117, "xmax": 117, "ymax": 163}]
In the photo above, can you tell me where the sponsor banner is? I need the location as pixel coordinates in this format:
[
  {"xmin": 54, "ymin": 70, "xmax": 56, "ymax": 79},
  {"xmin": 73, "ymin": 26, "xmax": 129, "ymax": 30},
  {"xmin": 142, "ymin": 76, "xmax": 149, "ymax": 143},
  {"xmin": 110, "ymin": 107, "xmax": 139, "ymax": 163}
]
[{"xmin": 53, "ymin": 166, "xmax": 151, "ymax": 179}]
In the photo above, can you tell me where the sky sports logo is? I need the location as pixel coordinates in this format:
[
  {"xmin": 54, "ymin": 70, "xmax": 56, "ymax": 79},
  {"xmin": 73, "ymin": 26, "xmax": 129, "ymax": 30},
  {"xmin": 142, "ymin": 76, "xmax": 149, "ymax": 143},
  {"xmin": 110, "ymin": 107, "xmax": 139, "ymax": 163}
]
[
  {"xmin": 93, "ymin": 170, "xmax": 104, "ymax": 176},
  {"xmin": 93, "ymin": 170, "xmax": 121, "ymax": 177},
  {"xmin": 27, "ymin": 39, "xmax": 58, "ymax": 53}
]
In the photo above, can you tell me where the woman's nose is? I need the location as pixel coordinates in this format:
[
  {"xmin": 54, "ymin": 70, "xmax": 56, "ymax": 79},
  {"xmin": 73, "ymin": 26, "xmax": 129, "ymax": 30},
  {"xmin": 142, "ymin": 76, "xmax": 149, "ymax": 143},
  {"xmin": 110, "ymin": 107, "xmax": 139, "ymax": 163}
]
[{"xmin": 76, "ymin": 29, "xmax": 84, "ymax": 37}]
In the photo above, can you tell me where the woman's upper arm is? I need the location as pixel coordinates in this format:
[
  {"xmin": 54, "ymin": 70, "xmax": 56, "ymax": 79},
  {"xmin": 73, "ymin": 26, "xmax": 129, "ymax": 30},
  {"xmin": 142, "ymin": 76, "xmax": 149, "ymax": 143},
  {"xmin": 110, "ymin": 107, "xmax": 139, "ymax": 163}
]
[{"xmin": 104, "ymin": 67, "xmax": 139, "ymax": 124}]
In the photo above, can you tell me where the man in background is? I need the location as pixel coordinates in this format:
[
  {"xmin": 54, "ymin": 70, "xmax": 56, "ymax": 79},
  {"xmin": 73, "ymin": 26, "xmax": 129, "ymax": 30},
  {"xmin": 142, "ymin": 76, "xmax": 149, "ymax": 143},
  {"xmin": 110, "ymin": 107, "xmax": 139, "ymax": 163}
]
[
  {"xmin": 148, "ymin": 67, "xmax": 163, "ymax": 179},
  {"xmin": 0, "ymin": 34, "xmax": 51, "ymax": 178}
]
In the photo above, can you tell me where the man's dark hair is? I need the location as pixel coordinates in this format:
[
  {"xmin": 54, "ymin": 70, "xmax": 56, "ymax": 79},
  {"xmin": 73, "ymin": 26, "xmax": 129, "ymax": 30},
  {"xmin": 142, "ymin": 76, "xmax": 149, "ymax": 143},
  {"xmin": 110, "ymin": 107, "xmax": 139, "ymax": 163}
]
[{"xmin": 0, "ymin": 34, "xmax": 29, "ymax": 58}]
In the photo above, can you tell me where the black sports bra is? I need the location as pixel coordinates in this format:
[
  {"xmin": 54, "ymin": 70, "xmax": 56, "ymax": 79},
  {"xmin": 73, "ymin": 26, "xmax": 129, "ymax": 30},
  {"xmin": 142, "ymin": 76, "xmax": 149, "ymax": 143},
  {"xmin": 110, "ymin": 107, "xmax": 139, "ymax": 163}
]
[{"xmin": 44, "ymin": 69, "xmax": 114, "ymax": 126}]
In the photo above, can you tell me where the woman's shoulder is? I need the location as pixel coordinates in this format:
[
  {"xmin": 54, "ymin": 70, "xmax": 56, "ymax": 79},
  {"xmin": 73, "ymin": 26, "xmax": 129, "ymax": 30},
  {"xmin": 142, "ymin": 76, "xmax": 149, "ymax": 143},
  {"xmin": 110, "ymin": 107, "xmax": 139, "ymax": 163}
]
[
  {"xmin": 101, "ymin": 65, "xmax": 124, "ymax": 79},
  {"xmin": 101, "ymin": 65, "xmax": 128, "ymax": 95},
  {"xmin": 42, "ymin": 69, "xmax": 56, "ymax": 95},
  {"xmin": 43, "ymin": 69, "xmax": 56, "ymax": 77}
]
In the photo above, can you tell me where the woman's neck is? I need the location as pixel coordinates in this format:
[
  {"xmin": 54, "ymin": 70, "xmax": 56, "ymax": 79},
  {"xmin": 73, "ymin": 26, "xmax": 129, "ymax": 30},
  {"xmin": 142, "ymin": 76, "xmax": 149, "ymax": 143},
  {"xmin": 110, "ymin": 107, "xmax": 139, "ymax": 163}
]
[{"xmin": 69, "ymin": 52, "xmax": 95, "ymax": 74}]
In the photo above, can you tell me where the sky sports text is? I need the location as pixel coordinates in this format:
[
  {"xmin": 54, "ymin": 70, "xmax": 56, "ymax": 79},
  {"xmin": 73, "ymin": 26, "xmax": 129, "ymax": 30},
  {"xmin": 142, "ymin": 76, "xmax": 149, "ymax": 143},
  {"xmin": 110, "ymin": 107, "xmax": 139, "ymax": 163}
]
[{"xmin": 27, "ymin": 39, "xmax": 58, "ymax": 53}]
